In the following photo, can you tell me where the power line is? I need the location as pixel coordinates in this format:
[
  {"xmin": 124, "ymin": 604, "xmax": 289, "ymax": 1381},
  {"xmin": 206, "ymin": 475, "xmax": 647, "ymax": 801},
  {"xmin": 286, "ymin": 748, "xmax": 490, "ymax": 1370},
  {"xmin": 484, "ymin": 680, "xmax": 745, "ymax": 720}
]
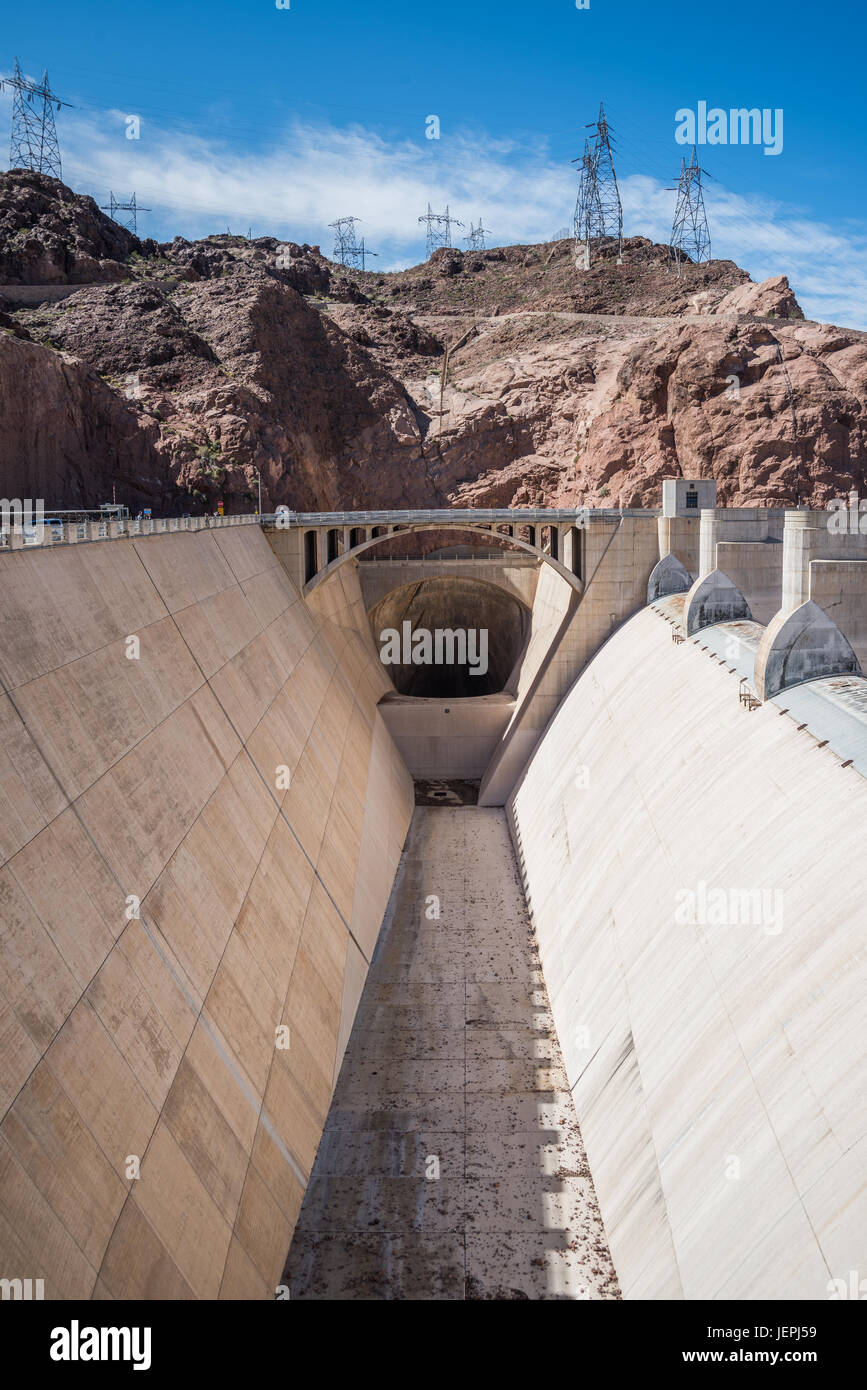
[
  {"xmin": 3, "ymin": 52, "xmax": 837, "ymax": 279},
  {"xmin": 1, "ymin": 56, "xmax": 826, "ymax": 296},
  {"xmin": 2, "ymin": 57, "xmax": 72, "ymax": 180},
  {"xmin": 14, "ymin": 66, "xmax": 778, "ymax": 273},
  {"xmin": 329, "ymin": 215, "xmax": 361, "ymax": 266},
  {"xmin": 604, "ymin": 120, "xmax": 799, "ymax": 267}
]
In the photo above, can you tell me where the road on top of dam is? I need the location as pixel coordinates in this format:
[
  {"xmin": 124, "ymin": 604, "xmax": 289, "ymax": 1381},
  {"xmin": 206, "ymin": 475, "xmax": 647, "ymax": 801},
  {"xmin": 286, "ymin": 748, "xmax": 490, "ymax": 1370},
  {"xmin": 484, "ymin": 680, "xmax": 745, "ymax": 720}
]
[{"xmin": 284, "ymin": 806, "xmax": 619, "ymax": 1299}]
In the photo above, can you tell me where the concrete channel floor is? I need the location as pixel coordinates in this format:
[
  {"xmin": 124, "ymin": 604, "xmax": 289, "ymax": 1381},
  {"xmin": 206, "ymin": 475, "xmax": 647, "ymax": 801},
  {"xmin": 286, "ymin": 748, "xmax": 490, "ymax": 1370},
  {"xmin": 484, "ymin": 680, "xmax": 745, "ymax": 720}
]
[{"xmin": 284, "ymin": 806, "xmax": 620, "ymax": 1299}]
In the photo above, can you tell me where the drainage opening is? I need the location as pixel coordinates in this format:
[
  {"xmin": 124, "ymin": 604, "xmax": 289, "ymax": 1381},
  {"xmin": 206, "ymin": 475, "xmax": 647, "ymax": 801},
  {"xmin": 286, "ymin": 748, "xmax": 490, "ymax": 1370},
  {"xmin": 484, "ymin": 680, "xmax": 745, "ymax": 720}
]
[{"xmin": 414, "ymin": 779, "xmax": 480, "ymax": 806}]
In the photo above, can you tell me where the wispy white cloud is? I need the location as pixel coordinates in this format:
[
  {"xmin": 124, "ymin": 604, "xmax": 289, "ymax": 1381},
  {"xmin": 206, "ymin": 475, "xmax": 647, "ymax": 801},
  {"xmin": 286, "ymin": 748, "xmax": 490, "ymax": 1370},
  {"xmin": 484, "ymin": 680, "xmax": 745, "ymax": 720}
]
[
  {"xmin": 59, "ymin": 110, "xmax": 574, "ymax": 258},
  {"xmin": 3, "ymin": 82, "xmax": 866, "ymax": 329}
]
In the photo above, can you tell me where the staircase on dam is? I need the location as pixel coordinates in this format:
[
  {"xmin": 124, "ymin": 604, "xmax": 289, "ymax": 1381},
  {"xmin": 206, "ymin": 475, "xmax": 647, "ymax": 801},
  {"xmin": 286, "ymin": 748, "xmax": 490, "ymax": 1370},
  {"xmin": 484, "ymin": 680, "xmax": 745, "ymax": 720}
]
[{"xmin": 284, "ymin": 805, "xmax": 619, "ymax": 1299}]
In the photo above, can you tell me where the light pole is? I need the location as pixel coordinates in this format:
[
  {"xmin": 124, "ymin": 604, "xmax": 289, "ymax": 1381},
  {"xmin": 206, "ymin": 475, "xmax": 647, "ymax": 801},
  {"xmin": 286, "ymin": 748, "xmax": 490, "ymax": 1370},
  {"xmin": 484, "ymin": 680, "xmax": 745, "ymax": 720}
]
[{"xmin": 255, "ymin": 468, "xmax": 262, "ymax": 517}]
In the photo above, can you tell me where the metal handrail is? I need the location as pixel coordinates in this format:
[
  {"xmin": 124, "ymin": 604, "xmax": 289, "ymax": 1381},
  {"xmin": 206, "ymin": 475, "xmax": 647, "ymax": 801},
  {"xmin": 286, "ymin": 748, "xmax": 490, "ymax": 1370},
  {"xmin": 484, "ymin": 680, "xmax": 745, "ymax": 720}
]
[{"xmin": 275, "ymin": 507, "xmax": 653, "ymax": 525}]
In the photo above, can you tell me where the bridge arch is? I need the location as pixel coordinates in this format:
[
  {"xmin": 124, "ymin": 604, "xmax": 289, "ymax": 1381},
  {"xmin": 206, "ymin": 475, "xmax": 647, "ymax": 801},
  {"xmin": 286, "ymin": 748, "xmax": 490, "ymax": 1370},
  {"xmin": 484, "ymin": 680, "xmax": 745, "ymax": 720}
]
[{"xmin": 303, "ymin": 523, "xmax": 585, "ymax": 599}]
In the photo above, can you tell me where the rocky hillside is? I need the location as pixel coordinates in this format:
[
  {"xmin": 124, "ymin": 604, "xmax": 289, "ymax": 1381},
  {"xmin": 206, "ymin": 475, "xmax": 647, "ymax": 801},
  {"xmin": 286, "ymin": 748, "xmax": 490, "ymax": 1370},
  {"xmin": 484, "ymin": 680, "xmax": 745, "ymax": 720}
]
[{"xmin": 1, "ymin": 169, "xmax": 864, "ymax": 513}]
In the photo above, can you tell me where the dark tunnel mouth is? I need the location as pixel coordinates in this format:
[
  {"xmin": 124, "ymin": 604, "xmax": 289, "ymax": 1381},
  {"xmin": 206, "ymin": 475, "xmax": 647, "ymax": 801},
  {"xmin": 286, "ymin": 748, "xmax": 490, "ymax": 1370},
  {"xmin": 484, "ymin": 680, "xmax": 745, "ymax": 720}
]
[{"xmin": 368, "ymin": 576, "xmax": 529, "ymax": 698}]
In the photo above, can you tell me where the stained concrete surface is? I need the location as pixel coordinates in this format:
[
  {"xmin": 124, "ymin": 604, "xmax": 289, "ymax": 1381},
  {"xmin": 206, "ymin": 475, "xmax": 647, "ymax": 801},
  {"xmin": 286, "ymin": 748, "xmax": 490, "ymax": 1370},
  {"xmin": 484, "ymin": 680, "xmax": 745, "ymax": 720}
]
[
  {"xmin": 414, "ymin": 779, "xmax": 479, "ymax": 806},
  {"xmin": 284, "ymin": 807, "xmax": 619, "ymax": 1299}
]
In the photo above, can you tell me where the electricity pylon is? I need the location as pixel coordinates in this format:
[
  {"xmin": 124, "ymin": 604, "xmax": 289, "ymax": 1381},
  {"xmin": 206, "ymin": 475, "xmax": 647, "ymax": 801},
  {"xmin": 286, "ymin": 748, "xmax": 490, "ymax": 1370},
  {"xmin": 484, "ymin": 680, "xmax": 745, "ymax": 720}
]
[
  {"xmin": 3, "ymin": 58, "xmax": 72, "ymax": 180},
  {"xmin": 588, "ymin": 102, "xmax": 623, "ymax": 261},
  {"xmin": 668, "ymin": 146, "xmax": 712, "ymax": 274},
  {"xmin": 572, "ymin": 102, "xmax": 623, "ymax": 269},
  {"xmin": 329, "ymin": 216, "xmax": 361, "ymax": 266},
  {"xmin": 328, "ymin": 216, "xmax": 377, "ymax": 271},
  {"xmin": 418, "ymin": 204, "xmax": 463, "ymax": 257},
  {"xmin": 464, "ymin": 219, "xmax": 491, "ymax": 250},
  {"xmin": 356, "ymin": 238, "xmax": 378, "ymax": 271},
  {"xmin": 572, "ymin": 138, "xmax": 602, "ymax": 270},
  {"xmin": 100, "ymin": 192, "xmax": 150, "ymax": 236}
]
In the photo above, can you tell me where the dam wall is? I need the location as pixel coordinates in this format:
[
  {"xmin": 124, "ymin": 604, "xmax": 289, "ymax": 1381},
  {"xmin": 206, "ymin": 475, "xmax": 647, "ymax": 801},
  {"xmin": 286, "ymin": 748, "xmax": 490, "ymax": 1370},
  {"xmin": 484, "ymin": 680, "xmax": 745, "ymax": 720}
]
[
  {"xmin": 0, "ymin": 526, "xmax": 413, "ymax": 1298},
  {"xmin": 480, "ymin": 515, "xmax": 659, "ymax": 804},
  {"xmin": 508, "ymin": 605, "xmax": 867, "ymax": 1299}
]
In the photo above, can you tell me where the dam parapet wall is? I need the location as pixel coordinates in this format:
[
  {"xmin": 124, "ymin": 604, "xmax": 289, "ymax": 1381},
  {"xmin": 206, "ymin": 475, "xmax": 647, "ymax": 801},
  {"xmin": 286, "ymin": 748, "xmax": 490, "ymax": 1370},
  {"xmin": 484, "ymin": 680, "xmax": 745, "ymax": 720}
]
[{"xmin": 0, "ymin": 525, "xmax": 413, "ymax": 1298}]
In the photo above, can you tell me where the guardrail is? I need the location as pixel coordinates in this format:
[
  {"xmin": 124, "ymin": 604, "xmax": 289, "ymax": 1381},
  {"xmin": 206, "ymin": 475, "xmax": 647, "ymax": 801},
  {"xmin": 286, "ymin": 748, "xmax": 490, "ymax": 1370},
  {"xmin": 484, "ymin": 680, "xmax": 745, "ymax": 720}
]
[
  {"xmin": 0, "ymin": 512, "xmax": 268, "ymax": 553},
  {"xmin": 0, "ymin": 505, "xmax": 653, "ymax": 554},
  {"xmin": 273, "ymin": 507, "xmax": 653, "ymax": 525}
]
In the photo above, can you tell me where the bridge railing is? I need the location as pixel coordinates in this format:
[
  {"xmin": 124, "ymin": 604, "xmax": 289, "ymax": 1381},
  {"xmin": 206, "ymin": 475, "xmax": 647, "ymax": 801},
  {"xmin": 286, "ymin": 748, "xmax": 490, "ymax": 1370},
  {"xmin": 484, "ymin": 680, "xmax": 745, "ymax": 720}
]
[
  {"xmin": 0, "ymin": 512, "xmax": 269, "ymax": 554},
  {"xmin": 0, "ymin": 505, "xmax": 655, "ymax": 554},
  {"xmin": 273, "ymin": 508, "xmax": 636, "ymax": 525}
]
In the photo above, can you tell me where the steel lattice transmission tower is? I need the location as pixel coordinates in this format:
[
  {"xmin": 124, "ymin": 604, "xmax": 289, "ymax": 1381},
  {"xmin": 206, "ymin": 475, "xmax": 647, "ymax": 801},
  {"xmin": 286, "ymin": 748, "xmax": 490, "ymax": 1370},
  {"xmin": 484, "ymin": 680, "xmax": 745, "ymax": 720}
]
[
  {"xmin": 668, "ymin": 146, "xmax": 712, "ymax": 275},
  {"xmin": 588, "ymin": 103, "xmax": 623, "ymax": 261},
  {"xmin": 572, "ymin": 138, "xmax": 602, "ymax": 270},
  {"xmin": 418, "ymin": 203, "xmax": 464, "ymax": 258},
  {"xmin": 100, "ymin": 192, "xmax": 150, "ymax": 236},
  {"xmin": 328, "ymin": 216, "xmax": 377, "ymax": 271},
  {"xmin": 464, "ymin": 219, "xmax": 491, "ymax": 250},
  {"xmin": 3, "ymin": 58, "xmax": 72, "ymax": 180},
  {"xmin": 572, "ymin": 102, "xmax": 623, "ymax": 270},
  {"xmin": 329, "ymin": 216, "xmax": 361, "ymax": 266},
  {"xmin": 355, "ymin": 237, "xmax": 378, "ymax": 271}
]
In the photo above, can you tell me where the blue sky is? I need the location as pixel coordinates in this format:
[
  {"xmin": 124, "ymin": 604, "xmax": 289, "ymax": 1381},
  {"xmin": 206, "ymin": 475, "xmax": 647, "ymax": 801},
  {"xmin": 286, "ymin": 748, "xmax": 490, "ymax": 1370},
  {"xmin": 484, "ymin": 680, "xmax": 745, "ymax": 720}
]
[{"xmin": 4, "ymin": 0, "xmax": 867, "ymax": 324}]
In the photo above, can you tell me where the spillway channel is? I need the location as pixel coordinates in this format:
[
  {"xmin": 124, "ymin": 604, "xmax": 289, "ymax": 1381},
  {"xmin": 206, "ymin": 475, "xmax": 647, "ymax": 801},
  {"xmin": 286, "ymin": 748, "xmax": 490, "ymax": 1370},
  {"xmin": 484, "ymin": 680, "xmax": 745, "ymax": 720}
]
[{"xmin": 284, "ymin": 804, "xmax": 619, "ymax": 1300}]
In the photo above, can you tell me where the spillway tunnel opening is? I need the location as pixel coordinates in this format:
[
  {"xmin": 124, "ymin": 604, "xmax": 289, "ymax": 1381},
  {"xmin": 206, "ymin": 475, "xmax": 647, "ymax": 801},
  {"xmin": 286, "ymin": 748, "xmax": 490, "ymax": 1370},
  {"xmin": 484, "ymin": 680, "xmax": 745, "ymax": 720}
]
[{"xmin": 368, "ymin": 575, "xmax": 529, "ymax": 698}]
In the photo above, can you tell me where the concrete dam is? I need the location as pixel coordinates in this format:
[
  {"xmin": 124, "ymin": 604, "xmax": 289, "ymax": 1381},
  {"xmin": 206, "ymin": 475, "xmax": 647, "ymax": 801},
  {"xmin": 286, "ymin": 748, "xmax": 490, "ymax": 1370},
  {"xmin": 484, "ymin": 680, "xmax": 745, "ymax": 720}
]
[{"xmin": 1, "ymin": 483, "xmax": 865, "ymax": 1300}]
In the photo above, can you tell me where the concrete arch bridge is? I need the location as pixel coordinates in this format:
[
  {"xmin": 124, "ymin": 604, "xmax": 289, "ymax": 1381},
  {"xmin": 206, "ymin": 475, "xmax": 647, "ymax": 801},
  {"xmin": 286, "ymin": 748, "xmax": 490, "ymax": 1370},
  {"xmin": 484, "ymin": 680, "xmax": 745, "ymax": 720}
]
[{"xmin": 267, "ymin": 506, "xmax": 648, "ymax": 801}]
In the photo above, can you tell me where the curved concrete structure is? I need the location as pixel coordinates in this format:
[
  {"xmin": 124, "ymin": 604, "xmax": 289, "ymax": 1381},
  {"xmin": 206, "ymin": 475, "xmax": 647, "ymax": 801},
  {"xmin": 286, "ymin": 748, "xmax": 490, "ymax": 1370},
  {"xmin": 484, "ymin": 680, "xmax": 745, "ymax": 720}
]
[
  {"xmin": 684, "ymin": 568, "xmax": 752, "ymax": 635},
  {"xmin": 755, "ymin": 599, "xmax": 861, "ymax": 699},
  {"xmin": 302, "ymin": 523, "xmax": 584, "ymax": 599},
  {"xmin": 0, "ymin": 526, "xmax": 412, "ymax": 1298},
  {"xmin": 481, "ymin": 515, "xmax": 662, "ymax": 803},
  {"xmin": 647, "ymin": 552, "xmax": 692, "ymax": 603},
  {"xmin": 509, "ymin": 604, "xmax": 867, "ymax": 1299}
]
